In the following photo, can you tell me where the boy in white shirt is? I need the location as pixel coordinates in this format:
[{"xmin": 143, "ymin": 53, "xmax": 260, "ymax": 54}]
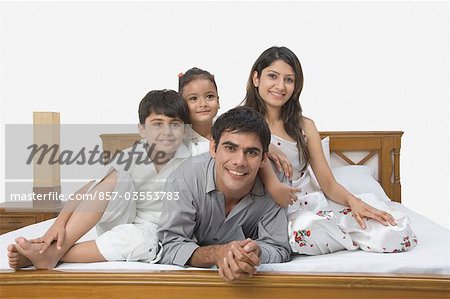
[{"xmin": 8, "ymin": 89, "xmax": 190, "ymax": 269}]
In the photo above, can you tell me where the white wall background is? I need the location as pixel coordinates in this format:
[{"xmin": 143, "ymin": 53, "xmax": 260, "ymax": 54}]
[{"xmin": 1, "ymin": 1, "xmax": 449, "ymax": 228}]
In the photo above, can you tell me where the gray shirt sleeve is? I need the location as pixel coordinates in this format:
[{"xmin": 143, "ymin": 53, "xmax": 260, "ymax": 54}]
[
  {"xmin": 256, "ymin": 200, "xmax": 291, "ymax": 263},
  {"xmin": 158, "ymin": 172, "xmax": 199, "ymax": 266}
]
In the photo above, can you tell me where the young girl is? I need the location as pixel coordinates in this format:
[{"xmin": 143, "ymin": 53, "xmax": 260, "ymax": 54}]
[
  {"xmin": 8, "ymin": 90, "xmax": 191, "ymax": 269},
  {"xmin": 243, "ymin": 46, "xmax": 417, "ymax": 255},
  {"xmin": 178, "ymin": 68, "xmax": 219, "ymax": 156}
]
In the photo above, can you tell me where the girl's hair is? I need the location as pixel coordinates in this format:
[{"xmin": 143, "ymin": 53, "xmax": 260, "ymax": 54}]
[
  {"xmin": 178, "ymin": 67, "xmax": 218, "ymax": 95},
  {"xmin": 138, "ymin": 89, "xmax": 189, "ymax": 125},
  {"xmin": 242, "ymin": 46, "xmax": 309, "ymax": 171}
]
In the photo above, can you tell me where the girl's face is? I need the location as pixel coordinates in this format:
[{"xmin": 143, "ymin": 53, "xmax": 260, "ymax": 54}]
[
  {"xmin": 181, "ymin": 79, "xmax": 219, "ymax": 125},
  {"xmin": 252, "ymin": 59, "xmax": 295, "ymax": 109}
]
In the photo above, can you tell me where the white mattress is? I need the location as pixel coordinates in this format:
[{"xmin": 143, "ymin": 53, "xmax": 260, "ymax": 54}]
[{"xmin": 1, "ymin": 202, "xmax": 449, "ymax": 274}]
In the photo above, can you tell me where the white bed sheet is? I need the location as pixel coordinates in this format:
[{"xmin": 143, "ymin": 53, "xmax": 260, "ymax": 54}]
[{"xmin": 1, "ymin": 202, "xmax": 449, "ymax": 274}]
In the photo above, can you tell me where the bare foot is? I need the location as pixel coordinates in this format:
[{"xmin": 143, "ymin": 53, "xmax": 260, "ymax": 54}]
[
  {"xmin": 14, "ymin": 237, "xmax": 58, "ymax": 269},
  {"xmin": 7, "ymin": 243, "xmax": 32, "ymax": 269}
]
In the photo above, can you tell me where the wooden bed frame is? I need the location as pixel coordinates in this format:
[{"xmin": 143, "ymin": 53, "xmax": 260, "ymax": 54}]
[{"xmin": 2, "ymin": 131, "xmax": 449, "ymax": 298}]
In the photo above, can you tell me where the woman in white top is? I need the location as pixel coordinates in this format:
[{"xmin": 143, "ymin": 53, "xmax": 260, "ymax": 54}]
[{"xmin": 243, "ymin": 46, "xmax": 417, "ymax": 255}]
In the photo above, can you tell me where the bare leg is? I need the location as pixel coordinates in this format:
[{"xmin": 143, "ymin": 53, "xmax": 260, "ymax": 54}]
[
  {"xmin": 6, "ymin": 180, "xmax": 98, "ymax": 269},
  {"xmin": 57, "ymin": 180, "xmax": 96, "ymax": 217},
  {"xmin": 14, "ymin": 237, "xmax": 54, "ymax": 269},
  {"xmin": 14, "ymin": 171, "xmax": 118, "ymax": 269},
  {"xmin": 7, "ymin": 243, "xmax": 32, "ymax": 269},
  {"xmin": 60, "ymin": 240, "xmax": 106, "ymax": 263},
  {"xmin": 13, "ymin": 238, "xmax": 107, "ymax": 268},
  {"xmin": 14, "ymin": 238, "xmax": 107, "ymax": 266}
]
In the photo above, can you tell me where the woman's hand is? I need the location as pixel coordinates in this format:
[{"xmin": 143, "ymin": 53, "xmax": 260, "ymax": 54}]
[
  {"xmin": 29, "ymin": 222, "xmax": 66, "ymax": 254},
  {"xmin": 267, "ymin": 181, "xmax": 301, "ymax": 208},
  {"xmin": 347, "ymin": 197, "xmax": 397, "ymax": 229},
  {"xmin": 268, "ymin": 143, "xmax": 293, "ymax": 180}
]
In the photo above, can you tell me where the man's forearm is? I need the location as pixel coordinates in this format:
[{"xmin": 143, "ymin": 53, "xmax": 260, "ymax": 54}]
[
  {"xmin": 189, "ymin": 240, "xmax": 260, "ymax": 268},
  {"xmin": 188, "ymin": 245, "xmax": 222, "ymax": 267}
]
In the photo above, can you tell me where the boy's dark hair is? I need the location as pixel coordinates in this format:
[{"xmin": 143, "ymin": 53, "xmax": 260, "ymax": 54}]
[
  {"xmin": 138, "ymin": 89, "xmax": 189, "ymax": 124},
  {"xmin": 178, "ymin": 67, "xmax": 218, "ymax": 95},
  {"xmin": 212, "ymin": 106, "xmax": 270, "ymax": 153}
]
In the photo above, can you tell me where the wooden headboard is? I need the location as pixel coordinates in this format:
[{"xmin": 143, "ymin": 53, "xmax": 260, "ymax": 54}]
[
  {"xmin": 100, "ymin": 131, "xmax": 403, "ymax": 203},
  {"xmin": 319, "ymin": 131, "xmax": 403, "ymax": 203}
]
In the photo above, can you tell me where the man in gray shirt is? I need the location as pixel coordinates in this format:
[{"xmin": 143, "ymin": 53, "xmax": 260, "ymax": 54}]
[{"xmin": 158, "ymin": 106, "xmax": 290, "ymax": 282}]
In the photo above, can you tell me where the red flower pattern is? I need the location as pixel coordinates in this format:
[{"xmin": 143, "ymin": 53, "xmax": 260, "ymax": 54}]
[{"xmin": 293, "ymin": 229, "xmax": 311, "ymax": 247}]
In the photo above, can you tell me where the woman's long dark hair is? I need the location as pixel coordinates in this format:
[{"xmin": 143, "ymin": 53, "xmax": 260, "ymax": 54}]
[{"xmin": 242, "ymin": 46, "xmax": 308, "ymax": 171}]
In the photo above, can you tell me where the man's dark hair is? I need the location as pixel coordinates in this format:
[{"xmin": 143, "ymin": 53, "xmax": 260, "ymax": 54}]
[{"xmin": 212, "ymin": 106, "xmax": 270, "ymax": 153}]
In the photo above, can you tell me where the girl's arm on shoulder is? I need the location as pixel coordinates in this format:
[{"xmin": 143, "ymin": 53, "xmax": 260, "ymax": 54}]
[
  {"xmin": 268, "ymin": 143, "xmax": 293, "ymax": 179},
  {"xmin": 258, "ymin": 161, "xmax": 300, "ymax": 208}
]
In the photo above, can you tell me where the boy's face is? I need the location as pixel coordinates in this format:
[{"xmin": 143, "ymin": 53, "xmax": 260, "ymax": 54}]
[
  {"xmin": 210, "ymin": 131, "xmax": 267, "ymax": 197},
  {"xmin": 138, "ymin": 113, "xmax": 185, "ymax": 157}
]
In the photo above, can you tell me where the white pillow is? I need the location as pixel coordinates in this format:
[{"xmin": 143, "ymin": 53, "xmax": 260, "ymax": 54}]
[
  {"xmin": 321, "ymin": 136, "xmax": 330, "ymax": 164},
  {"xmin": 332, "ymin": 165, "xmax": 391, "ymax": 202}
]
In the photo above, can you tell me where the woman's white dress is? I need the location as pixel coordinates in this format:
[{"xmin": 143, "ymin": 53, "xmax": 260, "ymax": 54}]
[{"xmin": 271, "ymin": 134, "xmax": 417, "ymax": 255}]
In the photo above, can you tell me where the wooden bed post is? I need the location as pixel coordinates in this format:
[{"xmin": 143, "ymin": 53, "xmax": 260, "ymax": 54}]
[
  {"xmin": 380, "ymin": 136, "xmax": 394, "ymax": 202},
  {"xmin": 393, "ymin": 133, "xmax": 403, "ymax": 202},
  {"xmin": 379, "ymin": 132, "xmax": 403, "ymax": 203}
]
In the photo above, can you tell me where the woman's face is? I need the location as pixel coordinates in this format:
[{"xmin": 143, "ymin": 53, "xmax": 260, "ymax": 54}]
[
  {"xmin": 252, "ymin": 59, "xmax": 295, "ymax": 109},
  {"xmin": 181, "ymin": 79, "xmax": 219, "ymax": 125}
]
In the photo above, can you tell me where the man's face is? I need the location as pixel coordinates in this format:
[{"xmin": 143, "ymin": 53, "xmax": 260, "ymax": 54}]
[
  {"xmin": 138, "ymin": 113, "xmax": 185, "ymax": 158},
  {"xmin": 210, "ymin": 131, "xmax": 267, "ymax": 197}
]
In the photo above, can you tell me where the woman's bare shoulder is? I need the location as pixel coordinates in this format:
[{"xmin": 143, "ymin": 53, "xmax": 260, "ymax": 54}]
[{"xmin": 301, "ymin": 116, "xmax": 318, "ymax": 134}]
